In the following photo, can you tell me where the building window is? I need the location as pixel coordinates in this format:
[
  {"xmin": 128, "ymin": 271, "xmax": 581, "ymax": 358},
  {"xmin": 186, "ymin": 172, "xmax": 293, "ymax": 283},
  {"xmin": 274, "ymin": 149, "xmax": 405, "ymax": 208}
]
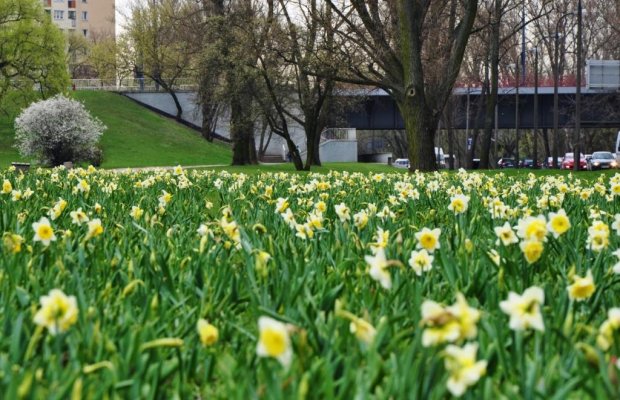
[
  {"xmin": 68, "ymin": 10, "xmax": 75, "ymax": 19},
  {"xmin": 81, "ymin": 11, "xmax": 87, "ymax": 20},
  {"xmin": 81, "ymin": 0, "xmax": 86, "ymax": 3},
  {"xmin": 53, "ymin": 10, "xmax": 64, "ymax": 19},
  {"xmin": 82, "ymin": 29, "xmax": 88, "ymax": 37}
]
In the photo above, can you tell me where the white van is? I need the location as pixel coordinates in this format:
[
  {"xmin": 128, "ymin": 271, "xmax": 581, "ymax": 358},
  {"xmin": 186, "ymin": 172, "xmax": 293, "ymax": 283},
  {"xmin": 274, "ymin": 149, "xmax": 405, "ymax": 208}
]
[
  {"xmin": 435, "ymin": 147, "xmax": 446, "ymax": 169},
  {"xmin": 616, "ymin": 131, "xmax": 620, "ymax": 162}
]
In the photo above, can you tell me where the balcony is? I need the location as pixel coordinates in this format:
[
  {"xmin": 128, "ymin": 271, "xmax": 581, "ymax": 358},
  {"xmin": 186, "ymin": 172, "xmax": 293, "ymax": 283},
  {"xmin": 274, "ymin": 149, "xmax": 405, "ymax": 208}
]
[{"xmin": 68, "ymin": 0, "xmax": 76, "ymax": 8}]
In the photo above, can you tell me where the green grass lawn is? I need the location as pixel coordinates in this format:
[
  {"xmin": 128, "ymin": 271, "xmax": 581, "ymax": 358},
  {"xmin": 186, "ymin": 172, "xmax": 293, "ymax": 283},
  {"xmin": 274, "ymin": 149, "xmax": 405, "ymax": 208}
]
[
  {"xmin": 76, "ymin": 91, "xmax": 231, "ymax": 168},
  {"xmin": 0, "ymin": 91, "xmax": 232, "ymax": 169},
  {"xmin": 2, "ymin": 92, "xmax": 619, "ymax": 176},
  {"xmin": 0, "ymin": 113, "xmax": 26, "ymax": 166}
]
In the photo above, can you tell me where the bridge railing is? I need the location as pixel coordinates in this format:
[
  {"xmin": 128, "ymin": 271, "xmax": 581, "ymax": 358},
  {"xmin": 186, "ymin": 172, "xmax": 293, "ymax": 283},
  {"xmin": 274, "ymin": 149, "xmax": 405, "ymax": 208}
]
[
  {"xmin": 321, "ymin": 128, "xmax": 356, "ymax": 142},
  {"xmin": 71, "ymin": 77, "xmax": 198, "ymax": 92}
]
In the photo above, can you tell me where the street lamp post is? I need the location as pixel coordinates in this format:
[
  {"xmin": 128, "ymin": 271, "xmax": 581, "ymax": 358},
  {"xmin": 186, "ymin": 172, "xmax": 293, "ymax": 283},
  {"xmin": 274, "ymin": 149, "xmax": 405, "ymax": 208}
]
[
  {"xmin": 574, "ymin": 0, "xmax": 583, "ymax": 172},
  {"xmin": 515, "ymin": 62, "xmax": 520, "ymax": 168},
  {"xmin": 533, "ymin": 46, "xmax": 539, "ymax": 168},
  {"xmin": 552, "ymin": 12, "xmax": 576, "ymax": 169}
]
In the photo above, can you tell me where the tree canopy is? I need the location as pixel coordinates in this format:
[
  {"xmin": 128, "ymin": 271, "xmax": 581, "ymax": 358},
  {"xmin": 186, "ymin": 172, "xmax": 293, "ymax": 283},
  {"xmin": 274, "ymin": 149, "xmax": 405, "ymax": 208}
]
[{"xmin": 0, "ymin": 0, "xmax": 68, "ymax": 111}]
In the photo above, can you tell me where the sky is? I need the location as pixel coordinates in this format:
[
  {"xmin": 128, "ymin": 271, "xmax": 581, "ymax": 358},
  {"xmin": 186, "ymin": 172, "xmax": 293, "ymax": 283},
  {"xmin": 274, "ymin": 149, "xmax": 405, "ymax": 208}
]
[{"xmin": 116, "ymin": 0, "xmax": 131, "ymax": 35}]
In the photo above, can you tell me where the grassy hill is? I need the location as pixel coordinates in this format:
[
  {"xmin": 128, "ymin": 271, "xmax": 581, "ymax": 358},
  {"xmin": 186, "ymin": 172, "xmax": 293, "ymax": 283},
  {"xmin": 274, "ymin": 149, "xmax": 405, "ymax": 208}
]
[{"xmin": 0, "ymin": 91, "xmax": 232, "ymax": 169}]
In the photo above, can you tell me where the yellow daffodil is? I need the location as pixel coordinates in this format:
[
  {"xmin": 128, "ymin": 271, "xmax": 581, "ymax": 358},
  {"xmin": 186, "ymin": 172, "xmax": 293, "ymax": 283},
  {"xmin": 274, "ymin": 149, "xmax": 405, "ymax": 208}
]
[
  {"xmin": 415, "ymin": 227, "xmax": 441, "ymax": 253},
  {"xmin": 494, "ymin": 222, "xmax": 518, "ymax": 246},
  {"xmin": 408, "ymin": 249, "xmax": 433, "ymax": 276},
  {"xmin": 280, "ymin": 208, "xmax": 296, "ymax": 228},
  {"xmin": 597, "ymin": 308, "xmax": 620, "ymax": 350},
  {"xmin": 220, "ymin": 217, "xmax": 240, "ymax": 244},
  {"xmin": 1, "ymin": 179, "xmax": 12, "ymax": 194},
  {"xmin": 158, "ymin": 190, "xmax": 172, "ymax": 207},
  {"xmin": 85, "ymin": 219, "xmax": 104, "ymax": 240},
  {"xmin": 443, "ymin": 343, "xmax": 487, "ymax": 397},
  {"xmin": 70, "ymin": 208, "xmax": 89, "ymax": 225},
  {"xmin": 567, "ymin": 270, "xmax": 595, "ymax": 301},
  {"xmin": 516, "ymin": 215, "xmax": 547, "ymax": 242},
  {"xmin": 519, "ymin": 239, "xmax": 544, "ymax": 264},
  {"xmin": 447, "ymin": 293, "xmax": 481, "ymax": 341},
  {"xmin": 420, "ymin": 300, "xmax": 460, "ymax": 347},
  {"xmin": 587, "ymin": 221, "xmax": 610, "ymax": 251},
  {"xmin": 130, "ymin": 206, "xmax": 144, "ymax": 220},
  {"xmin": 499, "ymin": 286, "xmax": 545, "ymax": 332},
  {"xmin": 353, "ymin": 210, "xmax": 369, "ymax": 230},
  {"xmin": 349, "ymin": 317, "xmax": 376, "ymax": 346},
  {"xmin": 32, "ymin": 217, "xmax": 56, "ymax": 246},
  {"xmin": 256, "ymin": 316, "xmax": 292, "ymax": 368},
  {"xmin": 365, "ymin": 248, "xmax": 391, "ymax": 290},
  {"xmin": 547, "ymin": 209, "xmax": 571, "ymax": 238},
  {"xmin": 33, "ymin": 289, "xmax": 79, "ymax": 335},
  {"xmin": 197, "ymin": 319, "xmax": 218, "ymax": 346},
  {"xmin": 275, "ymin": 197, "xmax": 289, "ymax": 214},
  {"xmin": 76, "ymin": 179, "xmax": 90, "ymax": 193},
  {"xmin": 334, "ymin": 203, "xmax": 351, "ymax": 223},
  {"xmin": 448, "ymin": 194, "xmax": 470, "ymax": 215},
  {"xmin": 2, "ymin": 232, "xmax": 24, "ymax": 253}
]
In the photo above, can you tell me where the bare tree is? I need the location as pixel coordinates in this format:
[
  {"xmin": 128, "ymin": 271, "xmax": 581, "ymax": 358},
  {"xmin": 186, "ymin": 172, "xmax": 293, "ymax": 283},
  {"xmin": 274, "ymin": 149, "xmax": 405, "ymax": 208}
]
[
  {"xmin": 320, "ymin": 0, "xmax": 478, "ymax": 171},
  {"xmin": 124, "ymin": 0, "xmax": 200, "ymax": 121}
]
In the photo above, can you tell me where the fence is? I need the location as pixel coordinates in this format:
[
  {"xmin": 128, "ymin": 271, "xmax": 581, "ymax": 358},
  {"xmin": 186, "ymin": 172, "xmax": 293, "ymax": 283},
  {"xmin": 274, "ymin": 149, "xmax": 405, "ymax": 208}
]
[{"xmin": 70, "ymin": 77, "xmax": 197, "ymax": 92}]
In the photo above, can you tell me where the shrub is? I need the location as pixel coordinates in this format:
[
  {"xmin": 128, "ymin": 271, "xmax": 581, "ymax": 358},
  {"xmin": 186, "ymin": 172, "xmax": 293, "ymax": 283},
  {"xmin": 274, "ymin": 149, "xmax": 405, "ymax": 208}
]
[{"xmin": 14, "ymin": 95, "xmax": 106, "ymax": 166}]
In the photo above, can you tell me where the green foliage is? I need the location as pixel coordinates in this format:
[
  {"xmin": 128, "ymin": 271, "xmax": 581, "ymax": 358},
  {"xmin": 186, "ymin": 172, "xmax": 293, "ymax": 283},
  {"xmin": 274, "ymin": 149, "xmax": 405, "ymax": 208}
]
[
  {"xmin": 0, "ymin": 91, "xmax": 232, "ymax": 168},
  {"xmin": 0, "ymin": 0, "xmax": 69, "ymax": 107},
  {"xmin": 0, "ymin": 168, "xmax": 620, "ymax": 398}
]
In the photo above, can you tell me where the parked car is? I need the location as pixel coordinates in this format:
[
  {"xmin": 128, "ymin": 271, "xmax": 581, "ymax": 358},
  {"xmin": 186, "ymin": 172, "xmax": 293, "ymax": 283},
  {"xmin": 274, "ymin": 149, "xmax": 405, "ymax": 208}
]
[
  {"xmin": 393, "ymin": 158, "xmax": 410, "ymax": 169},
  {"xmin": 519, "ymin": 158, "xmax": 541, "ymax": 169},
  {"xmin": 561, "ymin": 153, "xmax": 587, "ymax": 170},
  {"xmin": 587, "ymin": 151, "xmax": 618, "ymax": 170},
  {"xmin": 497, "ymin": 157, "xmax": 516, "ymax": 168},
  {"xmin": 543, "ymin": 157, "xmax": 564, "ymax": 168}
]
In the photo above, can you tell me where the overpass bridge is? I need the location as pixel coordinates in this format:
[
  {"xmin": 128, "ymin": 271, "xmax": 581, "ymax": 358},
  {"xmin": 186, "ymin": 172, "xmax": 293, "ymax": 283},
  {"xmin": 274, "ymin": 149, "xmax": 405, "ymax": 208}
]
[
  {"xmin": 339, "ymin": 86, "xmax": 620, "ymax": 131},
  {"xmin": 72, "ymin": 77, "xmax": 620, "ymax": 132}
]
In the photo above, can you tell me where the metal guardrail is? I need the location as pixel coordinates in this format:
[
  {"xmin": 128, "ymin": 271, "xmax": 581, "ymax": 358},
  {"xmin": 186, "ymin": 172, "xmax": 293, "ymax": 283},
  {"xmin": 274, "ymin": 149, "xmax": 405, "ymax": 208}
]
[{"xmin": 70, "ymin": 78, "xmax": 198, "ymax": 92}]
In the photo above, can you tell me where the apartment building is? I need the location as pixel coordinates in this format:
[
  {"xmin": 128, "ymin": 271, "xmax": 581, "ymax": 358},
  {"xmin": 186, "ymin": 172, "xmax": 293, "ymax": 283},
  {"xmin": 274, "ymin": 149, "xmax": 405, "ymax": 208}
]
[{"xmin": 43, "ymin": 0, "xmax": 115, "ymax": 38}]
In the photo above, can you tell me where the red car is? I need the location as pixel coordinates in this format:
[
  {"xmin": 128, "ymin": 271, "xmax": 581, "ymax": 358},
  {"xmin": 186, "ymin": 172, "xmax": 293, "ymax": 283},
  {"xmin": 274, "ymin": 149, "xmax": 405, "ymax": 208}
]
[{"xmin": 561, "ymin": 153, "xmax": 587, "ymax": 170}]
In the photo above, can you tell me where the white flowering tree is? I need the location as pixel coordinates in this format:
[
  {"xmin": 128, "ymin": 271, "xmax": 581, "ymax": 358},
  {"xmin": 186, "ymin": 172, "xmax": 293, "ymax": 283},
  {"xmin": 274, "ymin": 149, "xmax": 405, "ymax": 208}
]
[{"xmin": 14, "ymin": 95, "xmax": 106, "ymax": 166}]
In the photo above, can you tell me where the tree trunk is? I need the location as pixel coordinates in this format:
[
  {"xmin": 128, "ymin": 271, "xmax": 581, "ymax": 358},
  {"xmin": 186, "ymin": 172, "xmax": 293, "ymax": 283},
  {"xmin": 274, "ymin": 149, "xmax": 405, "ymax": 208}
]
[
  {"xmin": 542, "ymin": 127, "xmax": 550, "ymax": 161},
  {"xmin": 200, "ymin": 100, "xmax": 218, "ymax": 141},
  {"xmin": 286, "ymin": 137, "xmax": 304, "ymax": 170},
  {"xmin": 230, "ymin": 88, "xmax": 257, "ymax": 166},
  {"xmin": 397, "ymin": 97, "xmax": 438, "ymax": 172},
  {"xmin": 303, "ymin": 121, "xmax": 322, "ymax": 170},
  {"xmin": 480, "ymin": 1, "xmax": 501, "ymax": 169},
  {"xmin": 444, "ymin": 101, "xmax": 455, "ymax": 170},
  {"xmin": 150, "ymin": 76, "xmax": 184, "ymax": 122}
]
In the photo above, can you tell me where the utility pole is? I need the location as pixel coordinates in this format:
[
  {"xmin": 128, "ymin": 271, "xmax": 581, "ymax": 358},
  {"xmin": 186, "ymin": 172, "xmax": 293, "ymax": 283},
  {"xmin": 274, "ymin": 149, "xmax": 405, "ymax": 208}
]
[{"xmin": 515, "ymin": 61, "xmax": 520, "ymax": 168}]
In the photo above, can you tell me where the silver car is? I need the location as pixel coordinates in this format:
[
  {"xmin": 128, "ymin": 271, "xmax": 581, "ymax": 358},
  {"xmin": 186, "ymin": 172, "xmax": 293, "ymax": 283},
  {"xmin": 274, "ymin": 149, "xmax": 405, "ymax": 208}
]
[{"xmin": 587, "ymin": 151, "xmax": 618, "ymax": 170}]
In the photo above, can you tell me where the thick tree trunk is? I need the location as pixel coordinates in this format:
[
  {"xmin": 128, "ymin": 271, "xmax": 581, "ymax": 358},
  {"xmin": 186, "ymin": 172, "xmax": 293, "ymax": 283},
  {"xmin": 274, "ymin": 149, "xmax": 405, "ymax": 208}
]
[
  {"xmin": 480, "ymin": 2, "xmax": 501, "ymax": 169},
  {"xmin": 286, "ymin": 137, "xmax": 304, "ymax": 170},
  {"xmin": 397, "ymin": 97, "xmax": 438, "ymax": 172},
  {"xmin": 303, "ymin": 122, "xmax": 322, "ymax": 170},
  {"xmin": 200, "ymin": 100, "xmax": 218, "ymax": 141},
  {"xmin": 230, "ymin": 91, "xmax": 257, "ymax": 166}
]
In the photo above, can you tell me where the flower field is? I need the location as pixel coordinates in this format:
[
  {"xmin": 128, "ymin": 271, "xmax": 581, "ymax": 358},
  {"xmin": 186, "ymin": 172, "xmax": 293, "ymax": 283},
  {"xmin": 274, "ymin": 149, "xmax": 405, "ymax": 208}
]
[{"xmin": 2, "ymin": 166, "xmax": 620, "ymax": 398}]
